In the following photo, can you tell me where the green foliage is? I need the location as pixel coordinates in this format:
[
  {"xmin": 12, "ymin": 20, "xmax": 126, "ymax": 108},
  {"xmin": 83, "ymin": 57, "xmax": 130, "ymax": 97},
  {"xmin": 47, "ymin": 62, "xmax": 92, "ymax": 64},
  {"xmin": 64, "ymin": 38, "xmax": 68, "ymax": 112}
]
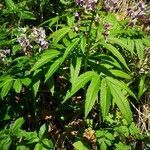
[
  {"xmin": 95, "ymin": 112, "xmax": 144, "ymax": 150},
  {"xmin": 73, "ymin": 141, "xmax": 89, "ymax": 150},
  {"xmin": 0, "ymin": 118, "xmax": 53, "ymax": 150},
  {"xmin": 101, "ymin": 42, "xmax": 129, "ymax": 70},
  {"xmin": 0, "ymin": 0, "xmax": 149, "ymax": 149}
]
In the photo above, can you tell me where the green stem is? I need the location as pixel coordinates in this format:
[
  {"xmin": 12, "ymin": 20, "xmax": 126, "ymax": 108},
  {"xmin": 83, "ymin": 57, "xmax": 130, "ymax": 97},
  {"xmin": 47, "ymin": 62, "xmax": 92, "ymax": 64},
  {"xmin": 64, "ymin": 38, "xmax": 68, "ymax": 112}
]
[
  {"xmin": 84, "ymin": 12, "xmax": 95, "ymax": 71},
  {"xmin": 84, "ymin": 0, "xmax": 101, "ymax": 71}
]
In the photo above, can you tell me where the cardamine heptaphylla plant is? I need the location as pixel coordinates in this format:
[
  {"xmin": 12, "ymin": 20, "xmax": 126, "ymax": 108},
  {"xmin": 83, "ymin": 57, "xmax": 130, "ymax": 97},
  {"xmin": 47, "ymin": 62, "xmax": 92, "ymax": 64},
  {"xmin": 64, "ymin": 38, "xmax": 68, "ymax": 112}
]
[{"xmin": 0, "ymin": 0, "xmax": 149, "ymax": 149}]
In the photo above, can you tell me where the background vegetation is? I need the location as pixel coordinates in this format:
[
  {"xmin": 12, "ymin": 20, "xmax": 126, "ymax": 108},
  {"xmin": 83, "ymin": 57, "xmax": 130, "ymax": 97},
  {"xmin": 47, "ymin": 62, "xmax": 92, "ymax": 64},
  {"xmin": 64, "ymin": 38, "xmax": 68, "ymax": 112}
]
[{"xmin": 0, "ymin": 0, "xmax": 149, "ymax": 149}]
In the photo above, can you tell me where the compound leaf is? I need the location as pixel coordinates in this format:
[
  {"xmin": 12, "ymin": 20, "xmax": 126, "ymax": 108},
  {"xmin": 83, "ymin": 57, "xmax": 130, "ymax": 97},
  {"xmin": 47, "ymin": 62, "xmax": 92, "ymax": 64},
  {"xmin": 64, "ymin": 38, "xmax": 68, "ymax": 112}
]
[
  {"xmin": 63, "ymin": 71, "xmax": 95, "ymax": 102},
  {"xmin": 101, "ymin": 42, "xmax": 129, "ymax": 70},
  {"xmin": 108, "ymin": 81, "xmax": 132, "ymax": 124}
]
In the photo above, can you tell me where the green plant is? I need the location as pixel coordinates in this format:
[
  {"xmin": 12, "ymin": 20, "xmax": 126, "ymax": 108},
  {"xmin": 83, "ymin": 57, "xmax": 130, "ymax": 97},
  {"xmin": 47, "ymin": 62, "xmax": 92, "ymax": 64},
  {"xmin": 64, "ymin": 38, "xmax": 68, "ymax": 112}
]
[
  {"xmin": 0, "ymin": 118, "xmax": 53, "ymax": 150},
  {"xmin": 95, "ymin": 112, "xmax": 144, "ymax": 150},
  {"xmin": 0, "ymin": 0, "xmax": 149, "ymax": 149}
]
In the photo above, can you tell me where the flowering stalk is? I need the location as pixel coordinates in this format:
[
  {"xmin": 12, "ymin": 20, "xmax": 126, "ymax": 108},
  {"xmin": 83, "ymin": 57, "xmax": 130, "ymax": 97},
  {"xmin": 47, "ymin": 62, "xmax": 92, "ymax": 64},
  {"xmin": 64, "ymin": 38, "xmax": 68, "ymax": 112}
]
[{"xmin": 84, "ymin": 0, "xmax": 100, "ymax": 71}]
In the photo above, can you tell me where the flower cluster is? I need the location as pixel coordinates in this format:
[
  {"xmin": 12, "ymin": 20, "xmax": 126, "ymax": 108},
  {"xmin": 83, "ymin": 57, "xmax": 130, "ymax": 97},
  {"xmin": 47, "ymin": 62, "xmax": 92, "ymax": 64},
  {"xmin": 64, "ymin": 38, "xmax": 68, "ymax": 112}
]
[
  {"xmin": 75, "ymin": 0, "xmax": 98, "ymax": 12},
  {"xmin": 30, "ymin": 27, "xmax": 49, "ymax": 50},
  {"xmin": 104, "ymin": 0, "xmax": 119, "ymax": 12},
  {"xmin": 104, "ymin": 0, "xmax": 148, "ymax": 26},
  {"xmin": 126, "ymin": 1, "xmax": 147, "ymax": 26},
  {"xmin": 18, "ymin": 33, "xmax": 32, "ymax": 54},
  {"xmin": 73, "ymin": 0, "xmax": 99, "ymax": 33},
  {"xmin": 102, "ymin": 23, "xmax": 111, "ymax": 42},
  {"xmin": 17, "ymin": 27, "xmax": 49, "ymax": 55},
  {"xmin": 0, "ymin": 49, "xmax": 11, "ymax": 62},
  {"xmin": 75, "ymin": 12, "xmax": 81, "ymax": 20}
]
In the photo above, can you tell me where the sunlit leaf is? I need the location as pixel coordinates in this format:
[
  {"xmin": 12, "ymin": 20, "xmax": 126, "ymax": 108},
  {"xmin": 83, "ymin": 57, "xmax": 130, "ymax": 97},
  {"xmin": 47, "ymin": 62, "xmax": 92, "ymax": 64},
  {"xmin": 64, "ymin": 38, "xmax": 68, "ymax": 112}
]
[
  {"xmin": 108, "ymin": 81, "xmax": 132, "ymax": 124},
  {"xmin": 138, "ymin": 75, "xmax": 146, "ymax": 100},
  {"xmin": 33, "ymin": 80, "xmax": 40, "ymax": 97},
  {"xmin": 1, "ymin": 79, "xmax": 13, "ymax": 99},
  {"xmin": 62, "ymin": 38, "xmax": 80, "ymax": 62},
  {"xmin": 127, "ymin": 38, "xmax": 135, "ymax": 55},
  {"xmin": 42, "ymin": 139, "xmax": 53, "ymax": 150},
  {"xmin": 16, "ymin": 145, "xmax": 29, "ymax": 150},
  {"xmin": 67, "ymin": 16, "xmax": 75, "ymax": 27},
  {"xmin": 101, "ymin": 42, "xmax": 129, "ymax": 70},
  {"xmin": 63, "ymin": 71, "xmax": 95, "ymax": 102},
  {"xmin": 109, "ymin": 37, "xmax": 131, "ymax": 52},
  {"xmin": 106, "ymin": 77, "xmax": 137, "ymax": 100},
  {"xmin": 100, "ymin": 78, "xmax": 111, "ymax": 121},
  {"xmin": 60, "ymin": 0, "xmax": 72, "ymax": 5},
  {"xmin": 30, "ymin": 50, "xmax": 60, "ymax": 72},
  {"xmin": 85, "ymin": 74, "xmax": 100, "ymax": 118},
  {"xmin": 100, "ymin": 142, "xmax": 107, "ymax": 150},
  {"xmin": 142, "ymin": 38, "xmax": 150, "ymax": 47},
  {"xmin": 73, "ymin": 141, "xmax": 89, "ymax": 150},
  {"xmin": 34, "ymin": 143, "xmax": 42, "ymax": 150},
  {"xmin": 70, "ymin": 57, "xmax": 82, "ymax": 84},
  {"xmin": 45, "ymin": 58, "xmax": 62, "ymax": 82},
  {"xmin": 21, "ymin": 78, "xmax": 31, "ymax": 86},
  {"xmin": 0, "ymin": 137, "xmax": 12, "ymax": 150},
  {"xmin": 109, "ymin": 69, "xmax": 131, "ymax": 79},
  {"xmin": 39, "ymin": 124, "xmax": 47, "ymax": 140},
  {"xmin": 24, "ymin": 132, "xmax": 39, "ymax": 144},
  {"xmin": 90, "ymin": 54, "xmax": 122, "ymax": 69},
  {"xmin": 81, "ymin": 36, "xmax": 87, "ymax": 54},
  {"xmin": 48, "ymin": 27, "xmax": 70, "ymax": 44},
  {"xmin": 5, "ymin": 0, "xmax": 17, "ymax": 10},
  {"xmin": 11, "ymin": 117, "xmax": 24, "ymax": 131},
  {"xmin": 13, "ymin": 79, "xmax": 22, "ymax": 93},
  {"xmin": 135, "ymin": 39, "xmax": 144, "ymax": 63},
  {"xmin": 21, "ymin": 11, "xmax": 36, "ymax": 20}
]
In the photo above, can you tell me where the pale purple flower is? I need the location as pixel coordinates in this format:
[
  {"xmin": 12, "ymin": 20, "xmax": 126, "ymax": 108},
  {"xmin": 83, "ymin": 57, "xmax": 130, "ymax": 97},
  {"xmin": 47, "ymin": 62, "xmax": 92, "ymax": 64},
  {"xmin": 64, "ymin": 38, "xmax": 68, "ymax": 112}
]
[
  {"xmin": 18, "ymin": 34, "xmax": 32, "ymax": 52},
  {"xmin": 103, "ymin": 23, "xmax": 111, "ymax": 42},
  {"xmin": 139, "ymin": 2, "xmax": 145, "ymax": 11},
  {"xmin": 75, "ymin": 12, "xmax": 81, "ymax": 20},
  {"xmin": 31, "ymin": 27, "xmax": 39, "ymax": 39},
  {"xmin": 39, "ymin": 38, "xmax": 48, "ymax": 49},
  {"xmin": 38, "ymin": 27, "xmax": 46, "ymax": 39},
  {"xmin": 17, "ymin": 26, "xmax": 49, "ymax": 54},
  {"xmin": 126, "ymin": 1, "xmax": 147, "ymax": 26},
  {"xmin": 127, "ymin": 8, "xmax": 134, "ymax": 17},
  {"xmin": 104, "ymin": 0, "xmax": 119, "ymax": 12},
  {"xmin": 75, "ymin": 0, "xmax": 98, "ymax": 12}
]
